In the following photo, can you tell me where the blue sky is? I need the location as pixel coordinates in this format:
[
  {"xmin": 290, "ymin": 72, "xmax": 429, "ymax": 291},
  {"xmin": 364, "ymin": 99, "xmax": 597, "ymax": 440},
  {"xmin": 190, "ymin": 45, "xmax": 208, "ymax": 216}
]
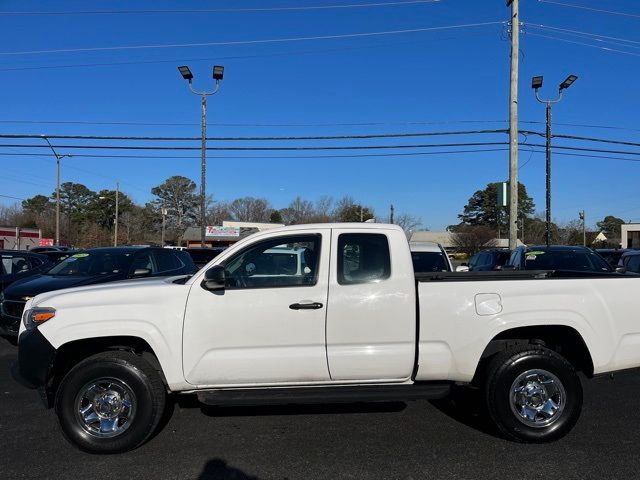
[{"xmin": 0, "ymin": 0, "xmax": 638, "ymax": 231}]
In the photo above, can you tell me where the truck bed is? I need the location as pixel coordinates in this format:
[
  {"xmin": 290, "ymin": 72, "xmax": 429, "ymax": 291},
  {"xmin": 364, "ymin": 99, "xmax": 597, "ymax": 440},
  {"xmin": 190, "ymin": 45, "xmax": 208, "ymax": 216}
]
[{"xmin": 415, "ymin": 270, "xmax": 629, "ymax": 282}]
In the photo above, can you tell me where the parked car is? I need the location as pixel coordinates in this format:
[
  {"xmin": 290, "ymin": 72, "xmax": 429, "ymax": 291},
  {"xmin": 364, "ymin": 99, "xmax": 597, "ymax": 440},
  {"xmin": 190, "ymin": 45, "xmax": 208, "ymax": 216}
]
[
  {"xmin": 618, "ymin": 250, "xmax": 640, "ymax": 274},
  {"xmin": 12, "ymin": 223, "xmax": 640, "ymax": 453},
  {"xmin": 506, "ymin": 245, "xmax": 612, "ymax": 272},
  {"xmin": 465, "ymin": 248, "xmax": 511, "ymax": 272},
  {"xmin": 185, "ymin": 247, "xmax": 227, "ymax": 269},
  {"xmin": 595, "ymin": 248, "xmax": 633, "ymax": 269},
  {"xmin": 30, "ymin": 246, "xmax": 71, "ymax": 253},
  {"xmin": 0, "ymin": 247, "xmax": 197, "ymax": 337},
  {"xmin": 1, "ymin": 250, "xmax": 52, "ymax": 295},
  {"xmin": 38, "ymin": 250, "xmax": 78, "ymax": 265},
  {"xmin": 409, "ymin": 241, "xmax": 453, "ymax": 272}
]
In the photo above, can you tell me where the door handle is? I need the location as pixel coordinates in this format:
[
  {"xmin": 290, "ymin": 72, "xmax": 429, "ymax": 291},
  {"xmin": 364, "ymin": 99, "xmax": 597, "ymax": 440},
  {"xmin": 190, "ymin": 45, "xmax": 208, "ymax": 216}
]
[{"xmin": 289, "ymin": 302, "xmax": 323, "ymax": 310}]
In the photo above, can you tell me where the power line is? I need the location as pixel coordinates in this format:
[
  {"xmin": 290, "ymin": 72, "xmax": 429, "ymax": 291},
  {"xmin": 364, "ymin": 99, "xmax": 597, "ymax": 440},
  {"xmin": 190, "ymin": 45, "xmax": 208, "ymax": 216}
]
[
  {"xmin": 0, "ymin": 21, "xmax": 504, "ymax": 56},
  {"xmin": 1, "ymin": 117, "xmax": 639, "ymax": 133},
  {"xmin": 520, "ymin": 131, "xmax": 640, "ymax": 148},
  {"xmin": 0, "ymin": 118, "xmax": 508, "ymax": 127},
  {"xmin": 527, "ymin": 32, "xmax": 640, "ymax": 58},
  {"xmin": 3, "ymin": 130, "xmax": 638, "ymax": 148},
  {"xmin": 0, "ymin": 147, "xmax": 509, "ymax": 160},
  {"xmin": 537, "ymin": 1, "xmax": 640, "ymax": 20},
  {"xmin": 529, "ymin": 24, "xmax": 640, "ymax": 45},
  {"xmin": 0, "ymin": 141, "xmax": 509, "ymax": 152},
  {"xmin": 0, "ymin": 1, "xmax": 441, "ymax": 16},
  {"xmin": 0, "ymin": 129, "xmax": 507, "ymax": 142},
  {"xmin": 2, "ymin": 146, "xmax": 640, "ymax": 164},
  {"xmin": 0, "ymin": 193, "xmax": 26, "ymax": 201}
]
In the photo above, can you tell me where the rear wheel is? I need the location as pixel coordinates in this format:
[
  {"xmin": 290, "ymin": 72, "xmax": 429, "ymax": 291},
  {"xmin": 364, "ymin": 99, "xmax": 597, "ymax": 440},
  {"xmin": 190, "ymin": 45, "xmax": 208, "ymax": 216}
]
[
  {"xmin": 55, "ymin": 351, "xmax": 166, "ymax": 454},
  {"xmin": 484, "ymin": 345, "xmax": 582, "ymax": 443}
]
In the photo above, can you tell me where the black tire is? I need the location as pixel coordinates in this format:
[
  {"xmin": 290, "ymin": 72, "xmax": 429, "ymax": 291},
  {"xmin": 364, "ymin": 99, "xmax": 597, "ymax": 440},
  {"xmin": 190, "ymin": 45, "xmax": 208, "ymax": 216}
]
[
  {"xmin": 484, "ymin": 345, "xmax": 582, "ymax": 443},
  {"xmin": 55, "ymin": 351, "xmax": 166, "ymax": 454}
]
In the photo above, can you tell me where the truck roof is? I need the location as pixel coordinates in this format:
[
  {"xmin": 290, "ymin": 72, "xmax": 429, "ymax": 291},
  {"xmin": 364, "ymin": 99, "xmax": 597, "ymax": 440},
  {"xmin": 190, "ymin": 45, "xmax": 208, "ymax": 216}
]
[{"xmin": 261, "ymin": 223, "xmax": 405, "ymax": 234}]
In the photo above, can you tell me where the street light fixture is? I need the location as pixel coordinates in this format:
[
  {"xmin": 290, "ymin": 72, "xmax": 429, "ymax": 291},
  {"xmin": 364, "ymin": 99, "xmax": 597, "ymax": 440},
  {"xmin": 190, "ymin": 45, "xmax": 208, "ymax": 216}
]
[
  {"xmin": 177, "ymin": 64, "xmax": 225, "ymax": 248},
  {"xmin": 532, "ymin": 73, "xmax": 578, "ymax": 246}
]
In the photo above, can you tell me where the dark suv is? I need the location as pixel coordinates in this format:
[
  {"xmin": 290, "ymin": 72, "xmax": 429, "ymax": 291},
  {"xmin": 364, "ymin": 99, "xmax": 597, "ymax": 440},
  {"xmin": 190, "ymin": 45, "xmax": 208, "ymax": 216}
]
[
  {"xmin": 618, "ymin": 250, "xmax": 640, "ymax": 274},
  {"xmin": 0, "ymin": 246, "xmax": 197, "ymax": 337},
  {"xmin": 467, "ymin": 249, "xmax": 511, "ymax": 271},
  {"xmin": 506, "ymin": 245, "xmax": 612, "ymax": 272},
  {"xmin": 1, "ymin": 250, "xmax": 52, "ymax": 295}
]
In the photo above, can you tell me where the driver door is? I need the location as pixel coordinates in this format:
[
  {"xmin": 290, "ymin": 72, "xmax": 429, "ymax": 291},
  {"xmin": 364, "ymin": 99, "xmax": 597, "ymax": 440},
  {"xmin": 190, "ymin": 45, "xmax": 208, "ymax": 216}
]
[{"xmin": 182, "ymin": 229, "xmax": 330, "ymax": 387}]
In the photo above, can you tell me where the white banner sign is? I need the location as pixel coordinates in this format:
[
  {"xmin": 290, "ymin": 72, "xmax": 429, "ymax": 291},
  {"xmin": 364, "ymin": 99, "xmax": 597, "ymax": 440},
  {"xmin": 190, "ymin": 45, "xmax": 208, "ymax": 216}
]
[{"xmin": 205, "ymin": 226, "xmax": 240, "ymax": 237}]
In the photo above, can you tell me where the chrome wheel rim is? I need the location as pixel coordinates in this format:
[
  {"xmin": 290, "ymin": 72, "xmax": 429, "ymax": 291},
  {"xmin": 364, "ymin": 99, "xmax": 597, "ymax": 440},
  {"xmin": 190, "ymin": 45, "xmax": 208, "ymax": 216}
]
[
  {"xmin": 510, "ymin": 369, "xmax": 566, "ymax": 428},
  {"xmin": 75, "ymin": 377, "xmax": 136, "ymax": 438}
]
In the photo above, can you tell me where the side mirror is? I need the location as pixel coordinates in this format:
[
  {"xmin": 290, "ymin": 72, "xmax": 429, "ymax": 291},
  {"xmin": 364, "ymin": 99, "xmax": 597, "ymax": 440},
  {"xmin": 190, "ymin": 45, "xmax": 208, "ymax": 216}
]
[
  {"xmin": 616, "ymin": 266, "xmax": 627, "ymax": 274},
  {"xmin": 133, "ymin": 268, "xmax": 151, "ymax": 277},
  {"xmin": 203, "ymin": 265, "xmax": 226, "ymax": 291},
  {"xmin": 455, "ymin": 265, "xmax": 469, "ymax": 273}
]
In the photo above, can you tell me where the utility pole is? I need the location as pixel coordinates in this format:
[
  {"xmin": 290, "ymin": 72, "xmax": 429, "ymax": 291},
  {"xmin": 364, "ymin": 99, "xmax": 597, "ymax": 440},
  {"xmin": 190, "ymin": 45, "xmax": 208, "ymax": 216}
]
[
  {"xmin": 507, "ymin": 0, "xmax": 520, "ymax": 250},
  {"xmin": 114, "ymin": 182, "xmax": 119, "ymax": 247},
  {"xmin": 579, "ymin": 210, "xmax": 586, "ymax": 246},
  {"xmin": 178, "ymin": 65, "xmax": 225, "ymax": 248},
  {"xmin": 42, "ymin": 136, "xmax": 71, "ymax": 246},
  {"xmin": 390, "ymin": 204, "xmax": 395, "ymax": 224},
  {"xmin": 532, "ymin": 74, "xmax": 578, "ymax": 246}
]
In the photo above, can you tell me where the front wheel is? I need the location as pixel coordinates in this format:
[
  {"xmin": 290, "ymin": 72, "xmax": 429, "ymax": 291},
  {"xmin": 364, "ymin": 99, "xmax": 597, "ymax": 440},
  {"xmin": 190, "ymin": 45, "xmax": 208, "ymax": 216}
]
[
  {"xmin": 55, "ymin": 351, "xmax": 166, "ymax": 454},
  {"xmin": 484, "ymin": 345, "xmax": 582, "ymax": 443}
]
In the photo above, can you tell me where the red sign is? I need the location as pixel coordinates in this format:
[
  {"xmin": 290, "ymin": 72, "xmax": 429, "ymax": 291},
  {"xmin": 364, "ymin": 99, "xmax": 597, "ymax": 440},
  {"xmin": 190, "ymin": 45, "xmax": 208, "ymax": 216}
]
[{"xmin": 39, "ymin": 238, "xmax": 54, "ymax": 247}]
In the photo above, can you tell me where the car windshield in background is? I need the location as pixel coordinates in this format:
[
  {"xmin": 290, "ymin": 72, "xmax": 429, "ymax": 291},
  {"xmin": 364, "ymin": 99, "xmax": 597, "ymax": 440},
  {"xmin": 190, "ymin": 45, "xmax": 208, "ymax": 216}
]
[
  {"xmin": 46, "ymin": 252, "xmax": 131, "ymax": 276},
  {"xmin": 523, "ymin": 249, "xmax": 612, "ymax": 272},
  {"xmin": 411, "ymin": 252, "xmax": 449, "ymax": 272}
]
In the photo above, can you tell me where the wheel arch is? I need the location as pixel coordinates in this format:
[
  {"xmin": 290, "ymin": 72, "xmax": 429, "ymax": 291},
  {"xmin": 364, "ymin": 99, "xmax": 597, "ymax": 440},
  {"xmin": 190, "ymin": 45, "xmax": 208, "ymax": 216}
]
[
  {"xmin": 473, "ymin": 325, "xmax": 595, "ymax": 385},
  {"xmin": 46, "ymin": 336, "xmax": 168, "ymax": 408}
]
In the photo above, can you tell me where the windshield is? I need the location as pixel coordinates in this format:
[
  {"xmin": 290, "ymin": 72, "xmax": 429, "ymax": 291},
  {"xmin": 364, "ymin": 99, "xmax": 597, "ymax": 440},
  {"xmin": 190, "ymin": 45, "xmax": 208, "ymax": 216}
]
[
  {"xmin": 411, "ymin": 251, "xmax": 449, "ymax": 272},
  {"xmin": 46, "ymin": 251, "xmax": 132, "ymax": 276},
  {"xmin": 523, "ymin": 249, "xmax": 612, "ymax": 272}
]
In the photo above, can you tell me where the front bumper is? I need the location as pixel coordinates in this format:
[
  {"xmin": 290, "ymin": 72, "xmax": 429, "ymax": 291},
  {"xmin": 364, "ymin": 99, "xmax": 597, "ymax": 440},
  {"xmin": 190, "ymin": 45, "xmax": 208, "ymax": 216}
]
[{"xmin": 10, "ymin": 328, "xmax": 56, "ymax": 396}]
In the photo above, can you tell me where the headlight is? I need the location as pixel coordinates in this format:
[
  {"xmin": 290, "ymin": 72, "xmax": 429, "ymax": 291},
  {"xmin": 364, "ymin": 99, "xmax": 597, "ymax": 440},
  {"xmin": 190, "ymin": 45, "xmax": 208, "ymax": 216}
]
[{"xmin": 23, "ymin": 307, "xmax": 56, "ymax": 330}]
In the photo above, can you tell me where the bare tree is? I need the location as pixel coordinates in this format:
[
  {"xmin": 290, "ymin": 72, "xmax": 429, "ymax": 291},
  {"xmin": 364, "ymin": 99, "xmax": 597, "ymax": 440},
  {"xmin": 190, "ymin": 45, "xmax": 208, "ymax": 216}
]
[
  {"xmin": 450, "ymin": 225, "xmax": 497, "ymax": 256},
  {"xmin": 280, "ymin": 196, "xmax": 315, "ymax": 225},
  {"xmin": 207, "ymin": 201, "xmax": 232, "ymax": 225},
  {"xmin": 394, "ymin": 213, "xmax": 422, "ymax": 235},
  {"xmin": 227, "ymin": 197, "xmax": 272, "ymax": 222}
]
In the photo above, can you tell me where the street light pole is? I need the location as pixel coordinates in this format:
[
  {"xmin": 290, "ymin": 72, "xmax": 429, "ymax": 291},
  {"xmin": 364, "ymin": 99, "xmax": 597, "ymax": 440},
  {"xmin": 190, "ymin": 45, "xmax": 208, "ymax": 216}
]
[
  {"xmin": 42, "ymin": 136, "xmax": 71, "ymax": 246},
  {"xmin": 532, "ymin": 74, "xmax": 578, "ymax": 246},
  {"xmin": 178, "ymin": 65, "xmax": 224, "ymax": 248},
  {"xmin": 579, "ymin": 210, "xmax": 586, "ymax": 246}
]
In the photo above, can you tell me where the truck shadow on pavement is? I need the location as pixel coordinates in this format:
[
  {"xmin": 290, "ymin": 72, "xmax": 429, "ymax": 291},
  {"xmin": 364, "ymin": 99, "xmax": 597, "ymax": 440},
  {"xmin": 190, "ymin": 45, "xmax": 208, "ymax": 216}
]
[
  {"xmin": 198, "ymin": 459, "xmax": 262, "ymax": 480},
  {"xmin": 429, "ymin": 385, "xmax": 498, "ymax": 438}
]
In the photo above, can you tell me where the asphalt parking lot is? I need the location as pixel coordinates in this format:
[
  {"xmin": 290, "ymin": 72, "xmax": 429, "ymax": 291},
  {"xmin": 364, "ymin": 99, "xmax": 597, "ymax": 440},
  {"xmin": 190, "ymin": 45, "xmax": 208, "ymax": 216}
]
[{"xmin": 2, "ymin": 338, "xmax": 639, "ymax": 480}]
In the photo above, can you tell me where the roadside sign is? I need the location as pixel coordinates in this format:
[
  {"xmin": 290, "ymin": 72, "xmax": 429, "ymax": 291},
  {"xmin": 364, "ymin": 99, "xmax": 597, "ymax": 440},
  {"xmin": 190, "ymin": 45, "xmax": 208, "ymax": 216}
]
[
  {"xmin": 497, "ymin": 182, "xmax": 509, "ymax": 207},
  {"xmin": 39, "ymin": 238, "xmax": 54, "ymax": 247}
]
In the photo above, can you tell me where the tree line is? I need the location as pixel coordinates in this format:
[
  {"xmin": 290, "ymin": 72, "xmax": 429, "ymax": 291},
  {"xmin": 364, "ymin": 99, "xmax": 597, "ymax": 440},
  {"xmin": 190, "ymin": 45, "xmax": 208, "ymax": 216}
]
[
  {"xmin": 449, "ymin": 181, "xmax": 626, "ymax": 255},
  {"xmin": 0, "ymin": 175, "xmax": 421, "ymax": 247}
]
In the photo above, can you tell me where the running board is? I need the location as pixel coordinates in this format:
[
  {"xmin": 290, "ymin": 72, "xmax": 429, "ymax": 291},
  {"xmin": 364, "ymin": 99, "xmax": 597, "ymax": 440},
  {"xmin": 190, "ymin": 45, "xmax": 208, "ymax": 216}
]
[{"xmin": 196, "ymin": 383, "xmax": 451, "ymax": 407}]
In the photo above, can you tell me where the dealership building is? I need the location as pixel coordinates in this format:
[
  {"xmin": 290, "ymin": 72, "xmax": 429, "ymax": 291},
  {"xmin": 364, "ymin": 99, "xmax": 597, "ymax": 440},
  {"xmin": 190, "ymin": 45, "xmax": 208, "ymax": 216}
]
[
  {"xmin": 0, "ymin": 227, "xmax": 45, "ymax": 250},
  {"xmin": 182, "ymin": 221, "xmax": 284, "ymax": 248},
  {"xmin": 621, "ymin": 224, "xmax": 640, "ymax": 249}
]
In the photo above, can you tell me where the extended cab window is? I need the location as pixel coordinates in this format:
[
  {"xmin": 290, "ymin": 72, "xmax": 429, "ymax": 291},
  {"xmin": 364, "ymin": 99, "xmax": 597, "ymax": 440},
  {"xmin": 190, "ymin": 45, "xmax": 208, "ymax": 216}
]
[
  {"xmin": 338, "ymin": 233, "xmax": 391, "ymax": 285},
  {"xmin": 223, "ymin": 235, "xmax": 320, "ymax": 289}
]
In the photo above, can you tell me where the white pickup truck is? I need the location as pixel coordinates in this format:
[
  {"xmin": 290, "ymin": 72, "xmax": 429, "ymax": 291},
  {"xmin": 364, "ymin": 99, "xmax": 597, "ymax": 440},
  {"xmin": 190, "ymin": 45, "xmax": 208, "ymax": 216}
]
[{"xmin": 12, "ymin": 223, "xmax": 640, "ymax": 454}]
